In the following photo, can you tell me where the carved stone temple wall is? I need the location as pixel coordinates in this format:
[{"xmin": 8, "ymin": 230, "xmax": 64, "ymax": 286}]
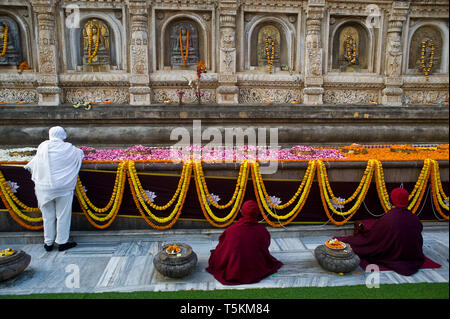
[{"xmin": 0, "ymin": 0, "xmax": 448, "ymax": 106}]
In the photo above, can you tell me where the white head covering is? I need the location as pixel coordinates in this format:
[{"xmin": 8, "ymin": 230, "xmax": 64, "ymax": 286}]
[
  {"xmin": 24, "ymin": 126, "xmax": 84, "ymax": 205},
  {"xmin": 49, "ymin": 126, "xmax": 67, "ymax": 141}
]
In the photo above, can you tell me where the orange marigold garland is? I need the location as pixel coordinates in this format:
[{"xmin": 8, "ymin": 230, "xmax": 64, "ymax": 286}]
[{"xmin": 179, "ymin": 26, "xmax": 189, "ymax": 67}]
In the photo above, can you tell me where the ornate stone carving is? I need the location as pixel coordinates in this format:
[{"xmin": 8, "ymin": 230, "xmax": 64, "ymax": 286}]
[
  {"xmin": 323, "ymin": 89, "xmax": 379, "ymax": 104},
  {"xmin": 386, "ymin": 31, "xmax": 402, "ymax": 77},
  {"xmin": 403, "ymin": 90, "xmax": 449, "ymax": 104},
  {"xmin": 303, "ymin": 0, "xmax": 325, "ymax": 105},
  {"xmin": 153, "ymin": 88, "xmax": 216, "ymax": 104},
  {"xmin": 239, "ymin": 88, "xmax": 302, "ymax": 104},
  {"xmin": 0, "ymin": 89, "xmax": 38, "ymax": 103},
  {"xmin": 31, "ymin": 0, "xmax": 60, "ymax": 105},
  {"xmin": 64, "ymin": 87, "xmax": 129, "ymax": 104}
]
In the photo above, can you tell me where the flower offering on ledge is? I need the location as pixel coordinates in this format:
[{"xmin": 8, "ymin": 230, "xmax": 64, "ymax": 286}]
[{"xmin": 126, "ymin": 145, "xmax": 152, "ymax": 155}]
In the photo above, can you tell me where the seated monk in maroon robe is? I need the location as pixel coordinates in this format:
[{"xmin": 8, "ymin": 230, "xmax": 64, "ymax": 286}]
[
  {"xmin": 336, "ymin": 187, "xmax": 425, "ymax": 276},
  {"xmin": 206, "ymin": 200, "xmax": 283, "ymax": 285}
]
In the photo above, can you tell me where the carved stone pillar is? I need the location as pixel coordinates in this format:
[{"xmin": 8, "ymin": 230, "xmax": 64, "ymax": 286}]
[
  {"xmin": 31, "ymin": 0, "xmax": 61, "ymax": 106},
  {"xmin": 128, "ymin": 0, "xmax": 151, "ymax": 105},
  {"xmin": 382, "ymin": 1, "xmax": 409, "ymax": 106},
  {"xmin": 217, "ymin": 0, "xmax": 239, "ymax": 104},
  {"xmin": 303, "ymin": 0, "xmax": 325, "ymax": 105}
]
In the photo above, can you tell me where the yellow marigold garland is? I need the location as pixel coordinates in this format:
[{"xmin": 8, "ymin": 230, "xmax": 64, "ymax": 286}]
[
  {"xmin": 194, "ymin": 161, "xmax": 248, "ymax": 226},
  {"xmin": 76, "ymin": 161, "xmax": 127, "ymax": 229},
  {"xmin": 407, "ymin": 159, "xmax": 431, "ymax": 213},
  {"xmin": 430, "ymin": 160, "xmax": 449, "ymax": 220},
  {"xmin": 421, "ymin": 39, "xmax": 434, "ymax": 79},
  {"xmin": 128, "ymin": 161, "xmax": 192, "ymax": 226},
  {"xmin": 195, "ymin": 160, "xmax": 247, "ymax": 210},
  {"xmin": 128, "ymin": 160, "xmax": 187, "ymax": 210},
  {"xmin": 317, "ymin": 159, "xmax": 375, "ymax": 220},
  {"xmin": 252, "ymin": 160, "xmax": 316, "ymax": 227},
  {"xmin": 0, "ymin": 158, "xmax": 448, "ymax": 230},
  {"xmin": 76, "ymin": 161, "xmax": 126, "ymax": 213},
  {"xmin": 88, "ymin": 24, "xmax": 100, "ymax": 63},
  {"xmin": 323, "ymin": 160, "xmax": 374, "ymax": 206},
  {"xmin": 374, "ymin": 160, "xmax": 391, "ymax": 212},
  {"xmin": 0, "ymin": 169, "xmax": 42, "ymax": 227},
  {"xmin": 0, "ymin": 22, "xmax": 8, "ymax": 57},
  {"xmin": 253, "ymin": 160, "xmax": 315, "ymax": 212},
  {"xmin": 345, "ymin": 35, "xmax": 357, "ymax": 64}
]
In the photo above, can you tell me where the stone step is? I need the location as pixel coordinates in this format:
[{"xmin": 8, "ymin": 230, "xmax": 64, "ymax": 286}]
[{"xmin": 0, "ymin": 222, "xmax": 446, "ymax": 245}]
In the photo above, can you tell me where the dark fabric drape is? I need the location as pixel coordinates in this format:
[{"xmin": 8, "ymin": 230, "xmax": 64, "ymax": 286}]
[{"xmin": 0, "ymin": 165, "xmax": 447, "ymax": 224}]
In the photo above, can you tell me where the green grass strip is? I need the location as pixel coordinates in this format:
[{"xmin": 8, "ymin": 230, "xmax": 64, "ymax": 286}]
[{"xmin": 0, "ymin": 283, "xmax": 448, "ymax": 299}]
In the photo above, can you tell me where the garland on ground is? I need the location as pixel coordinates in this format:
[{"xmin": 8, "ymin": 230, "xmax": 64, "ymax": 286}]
[{"xmin": 0, "ymin": 159, "xmax": 448, "ymax": 229}]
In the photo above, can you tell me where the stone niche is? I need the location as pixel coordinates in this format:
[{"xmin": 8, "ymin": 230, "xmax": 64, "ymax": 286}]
[
  {"xmin": 64, "ymin": 11, "xmax": 125, "ymax": 72},
  {"xmin": 0, "ymin": 8, "xmax": 33, "ymax": 71},
  {"xmin": 155, "ymin": 10, "xmax": 213, "ymax": 72},
  {"xmin": 0, "ymin": 15, "xmax": 22, "ymax": 66},
  {"xmin": 243, "ymin": 13, "xmax": 297, "ymax": 73},
  {"xmin": 328, "ymin": 17, "xmax": 377, "ymax": 73},
  {"xmin": 405, "ymin": 21, "xmax": 449, "ymax": 75}
]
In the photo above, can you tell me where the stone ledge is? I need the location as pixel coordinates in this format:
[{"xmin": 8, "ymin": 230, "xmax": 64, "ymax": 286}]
[{"xmin": 0, "ymin": 222, "xmax": 446, "ymax": 245}]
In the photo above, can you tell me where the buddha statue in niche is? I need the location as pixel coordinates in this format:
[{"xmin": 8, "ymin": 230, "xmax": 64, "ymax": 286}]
[
  {"xmin": 169, "ymin": 22, "xmax": 199, "ymax": 68},
  {"xmin": 81, "ymin": 19, "xmax": 111, "ymax": 72},
  {"xmin": 256, "ymin": 25, "xmax": 281, "ymax": 72},
  {"xmin": 408, "ymin": 26, "xmax": 442, "ymax": 76},
  {"xmin": 0, "ymin": 18, "xmax": 22, "ymax": 66},
  {"xmin": 338, "ymin": 26, "xmax": 360, "ymax": 72}
]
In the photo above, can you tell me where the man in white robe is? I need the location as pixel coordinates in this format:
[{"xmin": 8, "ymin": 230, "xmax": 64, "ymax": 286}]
[{"xmin": 24, "ymin": 126, "xmax": 84, "ymax": 251}]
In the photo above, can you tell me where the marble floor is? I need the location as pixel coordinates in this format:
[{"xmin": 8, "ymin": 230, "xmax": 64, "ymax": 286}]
[{"xmin": 0, "ymin": 224, "xmax": 448, "ymax": 296}]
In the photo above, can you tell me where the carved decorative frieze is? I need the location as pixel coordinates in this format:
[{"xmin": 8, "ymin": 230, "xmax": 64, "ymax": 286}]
[
  {"xmin": 403, "ymin": 90, "xmax": 449, "ymax": 104},
  {"xmin": 64, "ymin": 87, "xmax": 129, "ymax": 104},
  {"xmin": 153, "ymin": 88, "xmax": 216, "ymax": 104},
  {"xmin": 239, "ymin": 87, "xmax": 302, "ymax": 104},
  {"xmin": 323, "ymin": 89, "xmax": 379, "ymax": 104},
  {"xmin": 0, "ymin": 89, "xmax": 38, "ymax": 104}
]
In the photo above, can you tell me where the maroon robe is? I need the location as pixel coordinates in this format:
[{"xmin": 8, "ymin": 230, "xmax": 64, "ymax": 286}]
[
  {"xmin": 336, "ymin": 207, "xmax": 425, "ymax": 276},
  {"xmin": 206, "ymin": 216, "xmax": 283, "ymax": 285}
]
